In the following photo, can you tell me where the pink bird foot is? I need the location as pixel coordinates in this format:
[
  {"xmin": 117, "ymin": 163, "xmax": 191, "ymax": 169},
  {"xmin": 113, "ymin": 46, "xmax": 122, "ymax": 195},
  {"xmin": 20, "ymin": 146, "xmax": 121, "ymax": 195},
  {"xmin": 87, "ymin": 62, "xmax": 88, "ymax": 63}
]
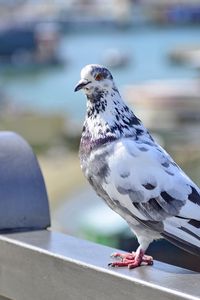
[{"xmin": 108, "ymin": 250, "xmax": 153, "ymax": 269}]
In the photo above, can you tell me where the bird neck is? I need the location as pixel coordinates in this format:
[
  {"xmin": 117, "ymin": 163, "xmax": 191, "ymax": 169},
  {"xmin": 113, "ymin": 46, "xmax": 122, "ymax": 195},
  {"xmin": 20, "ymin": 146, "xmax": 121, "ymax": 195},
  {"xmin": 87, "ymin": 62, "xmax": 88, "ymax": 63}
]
[{"xmin": 81, "ymin": 87, "xmax": 149, "ymax": 150}]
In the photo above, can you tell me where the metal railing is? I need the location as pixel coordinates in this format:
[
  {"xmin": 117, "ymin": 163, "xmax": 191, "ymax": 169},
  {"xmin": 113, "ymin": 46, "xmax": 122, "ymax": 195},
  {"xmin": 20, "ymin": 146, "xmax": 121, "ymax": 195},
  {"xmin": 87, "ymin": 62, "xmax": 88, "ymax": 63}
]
[
  {"xmin": 0, "ymin": 230, "xmax": 200, "ymax": 300},
  {"xmin": 0, "ymin": 132, "xmax": 199, "ymax": 300}
]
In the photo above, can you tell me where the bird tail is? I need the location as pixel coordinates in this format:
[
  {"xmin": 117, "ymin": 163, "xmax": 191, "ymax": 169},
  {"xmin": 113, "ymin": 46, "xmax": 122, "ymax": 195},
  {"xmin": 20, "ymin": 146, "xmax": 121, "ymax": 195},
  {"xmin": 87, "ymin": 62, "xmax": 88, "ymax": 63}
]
[{"xmin": 161, "ymin": 217, "xmax": 200, "ymax": 257}]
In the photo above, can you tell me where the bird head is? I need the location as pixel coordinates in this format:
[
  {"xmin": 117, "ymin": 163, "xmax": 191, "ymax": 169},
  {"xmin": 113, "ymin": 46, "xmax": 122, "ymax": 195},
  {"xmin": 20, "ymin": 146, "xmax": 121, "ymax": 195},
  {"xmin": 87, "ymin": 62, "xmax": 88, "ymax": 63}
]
[
  {"xmin": 75, "ymin": 64, "xmax": 141, "ymax": 140},
  {"xmin": 74, "ymin": 64, "xmax": 114, "ymax": 95}
]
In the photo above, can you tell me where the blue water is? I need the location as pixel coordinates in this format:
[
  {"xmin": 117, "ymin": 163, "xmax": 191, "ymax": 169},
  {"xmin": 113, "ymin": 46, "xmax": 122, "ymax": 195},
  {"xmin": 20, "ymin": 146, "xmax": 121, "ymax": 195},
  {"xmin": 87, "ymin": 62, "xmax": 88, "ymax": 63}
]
[{"xmin": 1, "ymin": 25, "xmax": 200, "ymax": 121}]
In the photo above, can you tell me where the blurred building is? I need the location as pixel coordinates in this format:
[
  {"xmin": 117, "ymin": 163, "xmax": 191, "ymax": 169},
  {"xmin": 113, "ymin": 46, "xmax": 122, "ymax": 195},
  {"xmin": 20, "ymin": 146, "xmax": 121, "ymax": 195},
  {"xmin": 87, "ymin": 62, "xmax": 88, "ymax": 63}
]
[
  {"xmin": 0, "ymin": 22, "xmax": 62, "ymax": 66},
  {"xmin": 142, "ymin": 0, "xmax": 200, "ymax": 24},
  {"xmin": 168, "ymin": 45, "xmax": 200, "ymax": 71},
  {"xmin": 124, "ymin": 78, "xmax": 200, "ymax": 130},
  {"xmin": 1, "ymin": 0, "xmax": 200, "ymax": 28}
]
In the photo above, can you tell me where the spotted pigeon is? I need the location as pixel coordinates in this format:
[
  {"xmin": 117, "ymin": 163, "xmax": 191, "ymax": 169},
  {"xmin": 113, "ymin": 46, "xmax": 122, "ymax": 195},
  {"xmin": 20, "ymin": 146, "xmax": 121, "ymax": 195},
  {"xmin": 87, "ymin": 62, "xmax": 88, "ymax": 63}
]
[{"xmin": 74, "ymin": 64, "xmax": 200, "ymax": 269}]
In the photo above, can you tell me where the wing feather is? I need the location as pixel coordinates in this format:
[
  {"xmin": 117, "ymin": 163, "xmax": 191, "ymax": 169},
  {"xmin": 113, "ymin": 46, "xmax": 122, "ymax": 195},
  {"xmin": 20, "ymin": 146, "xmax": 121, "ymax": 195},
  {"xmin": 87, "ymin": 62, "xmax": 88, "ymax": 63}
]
[{"xmin": 102, "ymin": 137, "xmax": 200, "ymax": 255}]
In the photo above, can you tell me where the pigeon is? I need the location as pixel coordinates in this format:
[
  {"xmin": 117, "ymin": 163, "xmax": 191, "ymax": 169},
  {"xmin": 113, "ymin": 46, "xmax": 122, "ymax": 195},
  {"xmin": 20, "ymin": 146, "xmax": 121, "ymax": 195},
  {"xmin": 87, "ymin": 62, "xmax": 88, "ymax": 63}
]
[{"xmin": 74, "ymin": 64, "xmax": 200, "ymax": 269}]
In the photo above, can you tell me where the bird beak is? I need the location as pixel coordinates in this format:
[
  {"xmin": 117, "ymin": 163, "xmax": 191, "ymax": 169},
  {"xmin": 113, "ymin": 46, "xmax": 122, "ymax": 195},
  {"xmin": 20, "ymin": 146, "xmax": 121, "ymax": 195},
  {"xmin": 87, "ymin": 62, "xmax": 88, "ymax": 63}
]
[{"xmin": 74, "ymin": 79, "xmax": 90, "ymax": 92}]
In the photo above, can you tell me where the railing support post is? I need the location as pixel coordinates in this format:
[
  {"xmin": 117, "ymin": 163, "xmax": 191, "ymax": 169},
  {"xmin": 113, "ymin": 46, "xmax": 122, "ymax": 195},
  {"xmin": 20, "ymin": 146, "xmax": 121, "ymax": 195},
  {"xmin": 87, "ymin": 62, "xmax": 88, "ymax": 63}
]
[{"xmin": 0, "ymin": 131, "xmax": 50, "ymax": 232}]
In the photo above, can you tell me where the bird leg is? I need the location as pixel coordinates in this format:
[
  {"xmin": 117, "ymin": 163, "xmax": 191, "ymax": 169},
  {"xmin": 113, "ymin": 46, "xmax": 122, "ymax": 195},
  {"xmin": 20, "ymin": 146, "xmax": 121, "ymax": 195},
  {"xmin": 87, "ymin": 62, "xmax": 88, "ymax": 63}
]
[{"xmin": 109, "ymin": 249, "xmax": 153, "ymax": 269}]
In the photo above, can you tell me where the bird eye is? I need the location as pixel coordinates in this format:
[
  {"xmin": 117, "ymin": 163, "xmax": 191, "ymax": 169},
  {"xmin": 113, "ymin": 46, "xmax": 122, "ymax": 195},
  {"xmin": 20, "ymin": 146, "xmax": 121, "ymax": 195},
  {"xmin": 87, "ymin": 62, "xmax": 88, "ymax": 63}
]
[{"xmin": 95, "ymin": 73, "xmax": 104, "ymax": 81}]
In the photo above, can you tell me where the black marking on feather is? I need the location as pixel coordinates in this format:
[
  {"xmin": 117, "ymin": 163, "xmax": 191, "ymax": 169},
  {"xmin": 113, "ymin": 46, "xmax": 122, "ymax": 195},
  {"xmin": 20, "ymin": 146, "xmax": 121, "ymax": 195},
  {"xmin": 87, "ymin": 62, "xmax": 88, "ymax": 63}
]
[
  {"xmin": 162, "ymin": 162, "xmax": 170, "ymax": 168},
  {"xmin": 162, "ymin": 231, "xmax": 200, "ymax": 257},
  {"xmin": 147, "ymin": 198, "xmax": 165, "ymax": 216},
  {"xmin": 115, "ymin": 107, "xmax": 120, "ymax": 114},
  {"xmin": 110, "ymin": 123, "xmax": 121, "ymax": 134},
  {"xmin": 160, "ymin": 191, "xmax": 175, "ymax": 203},
  {"xmin": 134, "ymin": 206, "xmax": 165, "ymax": 232},
  {"xmin": 133, "ymin": 202, "xmax": 154, "ymax": 220},
  {"xmin": 135, "ymin": 128, "xmax": 144, "ymax": 136},
  {"xmin": 138, "ymin": 218, "xmax": 164, "ymax": 233},
  {"xmin": 180, "ymin": 226, "xmax": 200, "ymax": 241},
  {"xmin": 121, "ymin": 118, "xmax": 129, "ymax": 126},
  {"xmin": 159, "ymin": 198, "xmax": 182, "ymax": 215},
  {"xmin": 123, "ymin": 125, "xmax": 129, "ymax": 130},
  {"xmin": 124, "ymin": 106, "xmax": 129, "ymax": 112},
  {"xmin": 138, "ymin": 147, "xmax": 148, "ymax": 152},
  {"xmin": 123, "ymin": 115, "xmax": 141, "ymax": 127},
  {"xmin": 161, "ymin": 191, "xmax": 184, "ymax": 214},
  {"xmin": 86, "ymin": 89, "xmax": 109, "ymax": 117},
  {"xmin": 82, "ymin": 125, "xmax": 86, "ymax": 133},
  {"xmin": 175, "ymin": 216, "xmax": 200, "ymax": 227},
  {"xmin": 175, "ymin": 216, "xmax": 189, "ymax": 220},
  {"xmin": 113, "ymin": 199, "xmax": 164, "ymax": 232},
  {"xmin": 112, "ymin": 86, "xmax": 118, "ymax": 93},
  {"xmin": 142, "ymin": 183, "xmax": 156, "ymax": 190},
  {"xmin": 188, "ymin": 186, "xmax": 200, "ymax": 205},
  {"xmin": 129, "ymin": 115, "xmax": 140, "ymax": 126},
  {"xmin": 143, "ymin": 141, "xmax": 154, "ymax": 146},
  {"xmin": 115, "ymin": 122, "xmax": 123, "ymax": 134},
  {"xmin": 188, "ymin": 219, "xmax": 200, "ymax": 228},
  {"xmin": 165, "ymin": 170, "xmax": 174, "ymax": 176},
  {"xmin": 156, "ymin": 148, "xmax": 163, "ymax": 153},
  {"xmin": 133, "ymin": 192, "xmax": 184, "ymax": 221},
  {"xmin": 87, "ymin": 106, "xmax": 95, "ymax": 118}
]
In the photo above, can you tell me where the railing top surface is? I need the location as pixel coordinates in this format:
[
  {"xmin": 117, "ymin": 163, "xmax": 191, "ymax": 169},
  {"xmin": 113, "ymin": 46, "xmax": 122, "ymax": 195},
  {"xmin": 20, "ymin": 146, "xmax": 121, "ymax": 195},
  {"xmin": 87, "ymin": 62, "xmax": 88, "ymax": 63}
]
[{"xmin": 0, "ymin": 230, "xmax": 199, "ymax": 300}]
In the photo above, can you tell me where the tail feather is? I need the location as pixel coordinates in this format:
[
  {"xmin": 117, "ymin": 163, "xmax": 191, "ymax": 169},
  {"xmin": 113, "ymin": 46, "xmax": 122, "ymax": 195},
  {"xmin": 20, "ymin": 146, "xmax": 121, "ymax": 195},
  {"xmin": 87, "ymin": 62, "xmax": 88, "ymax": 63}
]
[
  {"xmin": 162, "ymin": 217, "xmax": 200, "ymax": 257},
  {"xmin": 162, "ymin": 231, "xmax": 200, "ymax": 256}
]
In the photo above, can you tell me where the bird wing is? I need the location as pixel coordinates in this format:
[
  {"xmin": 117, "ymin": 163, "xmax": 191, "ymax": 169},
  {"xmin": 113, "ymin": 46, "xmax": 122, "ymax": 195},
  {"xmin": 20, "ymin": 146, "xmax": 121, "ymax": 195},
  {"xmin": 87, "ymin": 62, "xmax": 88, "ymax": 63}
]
[{"xmin": 102, "ymin": 137, "xmax": 200, "ymax": 256}]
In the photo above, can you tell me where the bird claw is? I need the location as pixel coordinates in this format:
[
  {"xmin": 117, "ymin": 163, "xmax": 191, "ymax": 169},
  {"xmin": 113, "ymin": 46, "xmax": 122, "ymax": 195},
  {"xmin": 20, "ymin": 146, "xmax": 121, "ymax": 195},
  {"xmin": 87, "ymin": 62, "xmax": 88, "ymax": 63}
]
[{"xmin": 109, "ymin": 251, "xmax": 153, "ymax": 269}]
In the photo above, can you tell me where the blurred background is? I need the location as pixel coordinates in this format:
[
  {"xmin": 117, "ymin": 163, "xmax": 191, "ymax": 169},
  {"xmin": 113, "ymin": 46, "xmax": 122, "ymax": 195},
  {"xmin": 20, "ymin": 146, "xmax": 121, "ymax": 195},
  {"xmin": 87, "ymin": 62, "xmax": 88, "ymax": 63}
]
[{"xmin": 0, "ymin": 0, "xmax": 200, "ymax": 271}]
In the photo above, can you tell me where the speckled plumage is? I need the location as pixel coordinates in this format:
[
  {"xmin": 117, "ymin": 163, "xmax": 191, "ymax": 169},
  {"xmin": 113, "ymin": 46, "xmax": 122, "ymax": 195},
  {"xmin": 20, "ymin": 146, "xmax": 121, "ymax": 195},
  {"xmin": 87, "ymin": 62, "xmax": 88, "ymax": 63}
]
[{"xmin": 75, "ymin": 64, "xmax": 200, "ymax": 264}]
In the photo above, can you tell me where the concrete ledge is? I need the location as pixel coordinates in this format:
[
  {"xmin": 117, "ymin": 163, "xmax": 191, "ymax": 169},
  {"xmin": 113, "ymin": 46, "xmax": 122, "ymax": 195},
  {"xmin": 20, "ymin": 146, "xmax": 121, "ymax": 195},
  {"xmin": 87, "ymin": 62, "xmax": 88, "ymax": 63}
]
[{"xmin": 0, "ymin": 230, "xmax": 199, "ymax": 300}]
